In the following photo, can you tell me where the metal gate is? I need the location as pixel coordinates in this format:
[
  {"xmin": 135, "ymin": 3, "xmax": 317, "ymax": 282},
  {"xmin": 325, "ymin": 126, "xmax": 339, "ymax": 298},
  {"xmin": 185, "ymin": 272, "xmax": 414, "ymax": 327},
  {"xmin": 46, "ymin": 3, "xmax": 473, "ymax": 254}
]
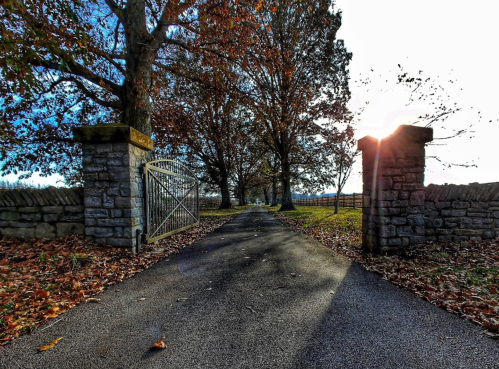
[{"xmin": 143, "ymin": 159, "xmax": 199, "ymax": 243}]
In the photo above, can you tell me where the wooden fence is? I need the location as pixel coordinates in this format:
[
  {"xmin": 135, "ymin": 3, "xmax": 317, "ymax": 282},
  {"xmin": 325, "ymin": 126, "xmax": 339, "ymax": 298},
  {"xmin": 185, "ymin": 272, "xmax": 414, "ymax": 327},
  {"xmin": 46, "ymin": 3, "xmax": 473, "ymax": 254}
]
[{"xmin": 292, "ymin": 194, "xmax": 362, "ymax": 209}]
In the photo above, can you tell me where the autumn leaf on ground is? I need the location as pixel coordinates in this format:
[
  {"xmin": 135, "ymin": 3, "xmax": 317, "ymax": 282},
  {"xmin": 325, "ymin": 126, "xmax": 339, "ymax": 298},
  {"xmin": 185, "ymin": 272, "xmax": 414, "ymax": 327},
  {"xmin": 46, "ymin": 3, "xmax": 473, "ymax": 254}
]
[
  {"xmin": 136, "ymin": 297, "xmax": 146, "ymax": 302},
  {"xmin": 151, "ymin": 337, "xmax": 167, "ymax": 349},
  {"xmin": 86, "ymin": 298, "xmax": 101, "ymax": 303},
  {"xmin": 38, "ymin": 337, "xmax": 62, "ymax": 352}
]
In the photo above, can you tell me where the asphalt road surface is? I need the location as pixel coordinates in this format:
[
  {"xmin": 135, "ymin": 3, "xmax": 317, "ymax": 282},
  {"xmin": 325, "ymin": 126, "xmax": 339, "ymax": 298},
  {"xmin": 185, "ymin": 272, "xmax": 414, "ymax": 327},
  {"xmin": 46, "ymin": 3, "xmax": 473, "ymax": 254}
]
[{"xmin": 1, "ymin": 205, "xmax": 498, "ymax": 368}]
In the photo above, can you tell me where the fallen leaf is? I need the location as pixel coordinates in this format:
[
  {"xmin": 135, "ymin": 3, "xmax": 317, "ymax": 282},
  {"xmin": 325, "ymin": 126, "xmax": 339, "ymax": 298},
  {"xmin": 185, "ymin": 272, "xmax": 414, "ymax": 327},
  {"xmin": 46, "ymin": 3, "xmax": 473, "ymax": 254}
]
[
  {"xmin": 136, "ymin": 297, "xmax": 146, "ymax": 302},
  {"xmin": 177, "ymin": 298, "xmax": 188, "ymax": 302},
  {"xmin": 151, "ymin": 337, "xmax": 167, "ymax": 349},
  {"xmin": 36, "ymin": 290, "xmax": 50, "ymax": 299},
  {"xmin": 38, "ymin": 337, "xmax": 62, "ymax": 352},
  {"xmin": 86, "ymin": 298, "xmax": 101, "ymax": 303}
]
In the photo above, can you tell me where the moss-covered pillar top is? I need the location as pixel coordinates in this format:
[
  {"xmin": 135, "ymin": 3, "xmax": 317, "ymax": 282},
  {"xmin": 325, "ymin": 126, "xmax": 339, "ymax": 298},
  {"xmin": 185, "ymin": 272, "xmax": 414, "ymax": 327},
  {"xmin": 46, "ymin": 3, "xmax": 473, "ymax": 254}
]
[{"xmin": 73, "ymin": 123, "xmax": 154, "ymax": 151}]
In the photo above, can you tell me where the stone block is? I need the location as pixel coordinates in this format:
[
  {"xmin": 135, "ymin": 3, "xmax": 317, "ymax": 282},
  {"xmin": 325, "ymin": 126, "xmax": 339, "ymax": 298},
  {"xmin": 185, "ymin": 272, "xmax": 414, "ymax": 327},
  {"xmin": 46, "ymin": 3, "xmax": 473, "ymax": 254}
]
[
  {"xmin": 454, "ymin": 229, "xmax": 481, "ymax": 236},
  {"xmin": 415, "ymin": 226, "xmax": 425, "ymax": 235},
  {"xmin": 397, "ymin": 226, "xmax": 413, "ymax": 237},
  {"xmin": 468, "ymin": 212, "xmax": 488, "ymax": 218},
  {"xmin": 94, "ymin": 181, "xmax": 110, "ymax": 188},
  {"xmin": 399, "ymin": 191, "xmax": 409, "ymax": 200},
  {"xmin": 20, "ymin": 213, "xmax": 42, "ymax": 221},
  {"xmin": 109, "ymin": 168, "xmax": 133, "ymax": 181},
  {"xmin": 57, "ymin": 223, "xmax": 85, "ymax": 237},
  {"xmin": 441, "ymin": 209, "xmax": 466, "ymax": 217},
  {"xmin": 1, "ymin": 227, "xmax": 35, "ymax": 238},
  {"xmin": 0, "ymin": 211, "xmax": 20, "ymax": 221},
  {"xmin": 86, "ymin": 227, "xmax": 114, "ymax": 237},
  {"xmin": 110, "ymin": 208, "xmax": 123, "ymax": 218},
  {"xmin": 482, "ymin": 230, "xmax": 496, "ymax": 239},
  {"xmin": 65, "ymin": 205, "xmax": 84, "ymax": 213},
  {"xmin": 8, "ymin": 221, "xmax": 37, "ymax": 228},
  {"xmin": 114, "ymin": 227, "xmax": 123, "ymax": 237},
  {"xmin": 380, "ymin": 191, "xmax": 399, "ymax": 201},
  {"xmin": 60, "ymin": 213, "xmax": 85, "ymax": 222},
  {"xmin": 435, "ymin": 202, "xmax": 451, "ymax": 210},
  {"xmin": 388, "ymin": 238, "xmax": 402, "ymax": 246},
  {"xmin": 103, "ymin": 195, "xmax": 115, "ymax": 209},
  {"xmin": 96, "ymin": 218, "xmax": 133, "ymax": 227},
  {"xmin": 407, "ymin": 215, "xmax": 425, "ymax": 226},
  {"xmin": 425, "ymin": 229, "xmax": 435, "ymax": 236},
  {"xmin": 43, "ymin": 214, "xmax": 59, "ymax": 222},
  {"xmin": 409, "ymin": 192, "xmax": 425, "ymax": 206},
  {"xmin": 115, "ymin": 197, "xmax": 133, "ymax": 208},
  {"xmin": 492, "ymin": 211, "xmax": 499, "ymax": 219},
  {"xmin": 391, "ymin": 217, "xmax": 407, "ymax": 225},
  {"xmin": 378, "ymin": 177, "xmax": 393, "ymax": 190},
  {"xmin": 425, "ymin": 218, "xmax": 444, "ymax": 228},
  {"xmin": 409, "ymin": 236, "xmax": 425, "ymax": 244},
  {"xmin": 380, "ymin": 225, "xmax": 396, "ymax": 237},
  {"xmin": 84, "ymin": 196, "xmax": 102, "ymax": 208},
  {"xmin": 437, "ymin": 235, "xmax": 451, "ymax": 242},
  {"xmin": 35, "ymin": 223, "xmax": 56, "ymax": 238},
  {"xmin": 406, "ymin": 206, "xmax": 424, "ymax": 214},
  {"xmin": 41, "ymin": 206, "xmax": 64, "ymax": 214},
  {"xmin": 436, "ymin": 228, "xmax": 452, "ymax": 235},
  {"xmin": 393, "ymin": 183, "xmax": 402, "ymax": 190},
  {"xmin": 96, "ymin": 144, "xmax": 113, "ymax": 153},
  {"xmin": 18, "ymin": 207, "xmax": 41, "ymax": 213},
  {"xmin": 444, "ymin": 219, "xmax": 458, "ymax": 228},
  {"xmin": 85, "ymin": 219, "xmax": 96, "ymax": 226},
  {"xmin": 452, "ymin": 201, "xmax": 470, "ymax": 209},
  {"xmin": 123, "ymin": 208, "xmax": 142, "ymax": 218},
  {"xmin": 85, "ymin": 209, "xmax": 109, "ymax": 218},
  {"xmin": 471, "ymin": 218, "xmax": 493, "ymax": 229},
  {"xmin": 392, "ymin": 200, "xmax": 409, "ymax": 208}
]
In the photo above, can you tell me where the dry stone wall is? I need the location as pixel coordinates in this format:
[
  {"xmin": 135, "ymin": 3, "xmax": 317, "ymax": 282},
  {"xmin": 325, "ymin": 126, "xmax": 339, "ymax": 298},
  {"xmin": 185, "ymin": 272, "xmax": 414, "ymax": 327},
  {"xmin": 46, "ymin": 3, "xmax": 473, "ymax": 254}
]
[
  {"xmin": 424, "ymin": 183, "xmax": 499, "ymax": 242},
  {"xmin": 0, "ymin": 188, "xmax": 84, "ymax": 238}
]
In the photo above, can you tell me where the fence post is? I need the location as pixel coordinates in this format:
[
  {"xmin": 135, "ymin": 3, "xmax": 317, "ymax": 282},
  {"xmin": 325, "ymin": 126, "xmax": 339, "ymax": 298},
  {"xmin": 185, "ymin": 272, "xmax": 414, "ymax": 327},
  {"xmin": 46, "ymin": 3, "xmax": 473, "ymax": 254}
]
[{"xmin": 353, "ymin": 193, "xmax": 357, "ymax": 209}]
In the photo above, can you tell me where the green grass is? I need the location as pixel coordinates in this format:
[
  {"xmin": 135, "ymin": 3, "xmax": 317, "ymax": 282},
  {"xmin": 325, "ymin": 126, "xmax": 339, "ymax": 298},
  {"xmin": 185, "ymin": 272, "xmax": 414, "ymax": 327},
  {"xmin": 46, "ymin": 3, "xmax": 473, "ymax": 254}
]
[
  {"xmin": 200, "ymin": 204, "xmax": 253, "ymax": 219},
  {"xmin": 269, "ymin": 206, "xmax": 362, "ymax": 234}
]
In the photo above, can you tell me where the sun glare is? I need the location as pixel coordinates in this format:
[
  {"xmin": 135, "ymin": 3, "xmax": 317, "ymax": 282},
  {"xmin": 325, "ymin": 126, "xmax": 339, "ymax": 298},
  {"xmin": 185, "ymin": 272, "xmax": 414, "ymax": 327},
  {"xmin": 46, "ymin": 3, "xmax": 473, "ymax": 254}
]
[{"xmin": 367, "ymin": 125, "xmax": 399, "ymax": 140}]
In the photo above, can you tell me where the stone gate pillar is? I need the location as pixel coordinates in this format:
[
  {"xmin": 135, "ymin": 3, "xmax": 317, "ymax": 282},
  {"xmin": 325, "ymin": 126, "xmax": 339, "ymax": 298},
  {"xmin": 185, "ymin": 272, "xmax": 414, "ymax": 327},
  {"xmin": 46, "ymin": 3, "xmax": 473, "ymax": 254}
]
[
  {"xmin": 74, "ymin": 124, "xmax": 153, "ymax": 253},
  {"xmin": 358, "ymin": 125, "xmax": 433, "ymax": 253}
]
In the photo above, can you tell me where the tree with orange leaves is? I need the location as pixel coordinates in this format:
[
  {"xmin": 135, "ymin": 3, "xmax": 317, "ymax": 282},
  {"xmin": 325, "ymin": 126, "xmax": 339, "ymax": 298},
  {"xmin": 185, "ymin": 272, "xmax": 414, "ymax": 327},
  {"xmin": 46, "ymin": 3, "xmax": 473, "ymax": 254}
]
[{"xmin": 239, "ymin": 0, "xmax": 352, "ymax": 210}]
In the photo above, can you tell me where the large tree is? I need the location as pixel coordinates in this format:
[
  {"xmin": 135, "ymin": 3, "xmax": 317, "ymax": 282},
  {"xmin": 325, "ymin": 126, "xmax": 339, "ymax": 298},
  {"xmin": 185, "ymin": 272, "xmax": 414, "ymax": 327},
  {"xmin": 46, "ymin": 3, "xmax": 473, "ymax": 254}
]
[
  {"xmin": 153, "ymin": 52, "xmax": 249, "ymax": 209},
  {"xmin": 0, "ymin": 0, "xmax": 249, "ymax": 182},
  {"xmin": 239, "ymin": 0, "xmax": 352, "ymax": 210}
]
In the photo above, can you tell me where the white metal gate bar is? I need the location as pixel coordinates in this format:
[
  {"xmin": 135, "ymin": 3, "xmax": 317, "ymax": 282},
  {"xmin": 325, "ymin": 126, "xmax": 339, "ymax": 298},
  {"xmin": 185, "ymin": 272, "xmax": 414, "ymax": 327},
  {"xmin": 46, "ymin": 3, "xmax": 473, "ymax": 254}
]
[{"xmin": 144, "ymin": 159, "xmax": 199, "ymax": 243}]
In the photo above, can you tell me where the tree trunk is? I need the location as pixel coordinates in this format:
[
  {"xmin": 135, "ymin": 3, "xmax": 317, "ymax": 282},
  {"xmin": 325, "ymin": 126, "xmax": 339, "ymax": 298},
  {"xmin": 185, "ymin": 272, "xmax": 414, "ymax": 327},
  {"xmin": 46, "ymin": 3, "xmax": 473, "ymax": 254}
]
[
  {"xmin": 271, "ymin": 176, "xmax": 278, "ymax": 207},
  {"xmin": 219, "ymin": 174, "xmax": 233, "ymax": 209},
  {"xmin": 123, "ymin": 5, "xmax": 154, "ymax": 136},
  {"xmin": 279, "ymin": 155, "xmax": 296, "ymax": 211},
  {"xmin": 334, "ymin": 192, "xmax": 340, "ymax": 214},
  {"xmin": 263, "ymin": 187, "xmax": 270, "ymax": 205}
]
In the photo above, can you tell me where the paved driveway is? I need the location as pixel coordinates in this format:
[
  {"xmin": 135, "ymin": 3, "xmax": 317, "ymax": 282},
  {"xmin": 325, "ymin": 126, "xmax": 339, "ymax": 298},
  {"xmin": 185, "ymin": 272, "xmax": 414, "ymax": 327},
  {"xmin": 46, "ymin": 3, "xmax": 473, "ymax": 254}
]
[{"xmin": 1, "ymin": 206, "xmax": 498, "ymax": 368}]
